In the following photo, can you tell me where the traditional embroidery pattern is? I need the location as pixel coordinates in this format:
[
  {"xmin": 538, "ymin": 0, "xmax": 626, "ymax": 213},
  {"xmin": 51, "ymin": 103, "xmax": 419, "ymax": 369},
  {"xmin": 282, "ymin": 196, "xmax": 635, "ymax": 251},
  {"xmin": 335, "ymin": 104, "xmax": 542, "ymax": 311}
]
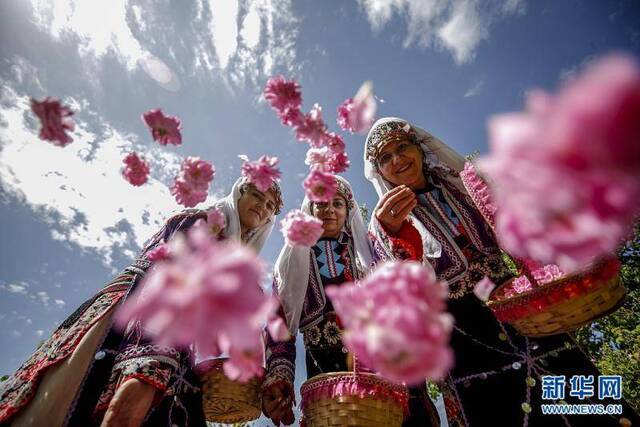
[
  {"xmin": 95, "ymin": 356, "xmax": 175, "ymax": 413},
  {"xmin": 412, "ymin": 206, "xmax": 468, "ymax": 282},
  {"xmin": 303, "ymin": 325, "xmax": 322, "ymax": 347},
  {"xmin": 323, "ymin": 321, "xmax": 342, "ymax": 346},
  {"xmin": 303, "ymin": 316, "xmax": 344, "ymax": 350},
  {"xmin": 417, "ymin": 189, "xmax": 463, "ymax": 238},
  {"xmin": 448, "ymin": 254, "xmax": 512, "ymax": 299},
  {"xmin": 315, "ymin": 240, "xmax": 345, "ymax": 279},
  {"xmin": 0, "ymin": 288, "xmax": 127, "ymax": 422}
]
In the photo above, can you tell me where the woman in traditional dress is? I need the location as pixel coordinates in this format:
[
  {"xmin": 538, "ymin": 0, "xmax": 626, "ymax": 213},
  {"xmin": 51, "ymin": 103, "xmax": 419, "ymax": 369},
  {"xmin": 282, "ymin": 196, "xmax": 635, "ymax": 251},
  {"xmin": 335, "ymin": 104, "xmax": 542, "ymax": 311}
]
[
  {"xmin": 0, "ymin": 177, "xmax": 283, "ymax": 427},
  {"xmin": 262, "ymin": 175, "xmax": 440, "ymax": 426},
  {"xmin": 364, "ymin": 117, "xmax": 639, "ymax": 427}
]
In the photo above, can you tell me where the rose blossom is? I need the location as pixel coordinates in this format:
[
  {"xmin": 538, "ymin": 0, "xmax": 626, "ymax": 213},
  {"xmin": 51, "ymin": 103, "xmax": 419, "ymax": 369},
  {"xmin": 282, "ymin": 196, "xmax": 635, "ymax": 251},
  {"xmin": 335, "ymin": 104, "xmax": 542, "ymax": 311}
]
[
  {"xmin": 181, "ymin": 157, "xmax": 215, "ymax": 190},
  {"xmin": 122, "ymin": 152, "xmax": 150, "ymax": 186},
  {"xmin": 324, "ymin": 132, "xmax": 345, "ymax": 153},
  {"xmin": 30, "ymin": 97, "xmax": 75, "ymax": 146},
  {"xmin": 280, "ymin": 209, "xmax": 324, "ymax": 247},
  {"xmin": 263, "ymin": 75, "xmax": 303, "ymax": 114},
  {"xmin": 303, "ymin": 170, "xmax": 338, "ymax": 203},
  {"xmin": 295, "ymin": 104, "xmax": 328, "ymax": 147},
  {"xmin": 142, "ymin": 108, "xmax": 182, "ymax": 146},
  {"xmin": 326, "ymin": 150, "xmax": 350, "ymax": 173},
  {"xmin": 116, "ymin": 223, "xmax": 277, "ymax": 382},
  {"xmin": 336, "ymin": 81, "xmax": 377, "ymax": 134},
  {"xmin": 473, "ymin": 277, "xmax": 496, "ymax": 302},
  {"xmin": 326, "ymin": 261, "xmax": 453, "ymax": 385},
  {"xmin": 171, "ymin": 178, "xmax": 208, "ymax": 207},
  {"xmin": 146, "ymin": 243, "xmax": 171, "ymax": 262},
  {"xmin": 206, "ymin": 207, "xmax": 226, "ymax": 236},
  {"xmin": 480, "ymin": 54, "xmax": 640, "ymax": 272},
  {"xmin": 239, "ymin": 155, "xmax": 282, "ymax": 192}
]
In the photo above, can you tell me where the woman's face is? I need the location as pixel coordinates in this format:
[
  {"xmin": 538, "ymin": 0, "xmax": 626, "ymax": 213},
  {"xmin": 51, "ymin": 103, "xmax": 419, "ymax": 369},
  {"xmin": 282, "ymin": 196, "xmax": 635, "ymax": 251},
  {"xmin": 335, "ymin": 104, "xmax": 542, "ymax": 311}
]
[
  {"xmin": 237, "ymin": 185, "xmax": 278, "ymax": 231},
  {"xmin": 311, "ymin": 195, "xmax": 348, "ymax": 239},
  {"xmin": 375, "ymin": 139, "xmax": 427, "ymax": 190}
]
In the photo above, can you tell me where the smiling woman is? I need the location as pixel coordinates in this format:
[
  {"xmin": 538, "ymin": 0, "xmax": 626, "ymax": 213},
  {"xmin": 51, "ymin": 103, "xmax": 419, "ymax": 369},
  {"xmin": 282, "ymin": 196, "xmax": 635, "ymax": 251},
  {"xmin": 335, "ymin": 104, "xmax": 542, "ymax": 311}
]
[
  {"xmin": 0, "ymin": 177, "xmax": 283, "ymax": 427},
  {"xmin": 365, "ymin": 117, "xmax": 640, "ymax": 427},
  {"xmin": 237, "ymin": 182, "xmax": 281, "ymax": 235},
  {"xmin": 310, "ymin": 194, "xmax": 349, "ymax": 239}
]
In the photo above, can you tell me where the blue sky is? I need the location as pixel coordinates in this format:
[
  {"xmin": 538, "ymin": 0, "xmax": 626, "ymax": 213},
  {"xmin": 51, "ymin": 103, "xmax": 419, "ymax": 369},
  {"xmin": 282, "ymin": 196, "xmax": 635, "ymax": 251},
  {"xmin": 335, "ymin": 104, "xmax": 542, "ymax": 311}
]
[{"xmin": 0, "ymin": 0, "xmax": 639, "ymax": 422}]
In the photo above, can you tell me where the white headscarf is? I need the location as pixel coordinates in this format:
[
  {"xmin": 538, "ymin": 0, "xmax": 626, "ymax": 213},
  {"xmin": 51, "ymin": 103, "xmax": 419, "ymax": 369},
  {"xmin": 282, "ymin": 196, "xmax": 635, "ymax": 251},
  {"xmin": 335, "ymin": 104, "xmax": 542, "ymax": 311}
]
[
  {"xmin": 210, "ymin": 176, "xmax": 279, "ymax": 253},
  {"xmin": 274, "ymin": 176, "xmax": 373, "ymax": 334},
  {"xmin": 195, "ymin": 177, "xmax": 280, "ymax": 365},
  {"xmin": 363, "ymin": 117, "xmax": 467, "ymax": 259}
]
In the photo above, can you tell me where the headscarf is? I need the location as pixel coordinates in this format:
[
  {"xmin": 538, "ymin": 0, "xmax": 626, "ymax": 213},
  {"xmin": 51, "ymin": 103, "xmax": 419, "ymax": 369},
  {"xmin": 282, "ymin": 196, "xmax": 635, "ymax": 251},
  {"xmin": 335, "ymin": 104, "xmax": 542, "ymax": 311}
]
[
  {"xmin": 274, "ymin": 176, "xmax": 373, "ymax": 334},
  {"xmin": 194, "ymin": 176, "xmax": 282, "ymax": 365},
  {"xmin": 363, "ymin": 117, "xmax": 467, "ymax": 259},
  {"xmin": 210, "ymin": 176, "xmax": 282, "ymax": 253}
]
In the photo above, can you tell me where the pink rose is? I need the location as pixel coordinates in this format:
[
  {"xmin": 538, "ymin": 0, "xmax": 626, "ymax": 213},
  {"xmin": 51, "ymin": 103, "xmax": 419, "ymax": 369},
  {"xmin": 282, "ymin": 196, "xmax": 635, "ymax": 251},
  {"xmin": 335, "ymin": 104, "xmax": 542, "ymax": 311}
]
[
  {"xmin": 30, "ymin": 97, "xmax": 75, "ymax": 146},
  {"xmin": 181, "ymin": 157, "xmax": 215, "ymax": 190},
  {"xmin": 239, "ymin": 155, "xmax": 282, "ymax": 192},
  {"xmin": 473, "ymin": 277, "xmax": 496, "ymax": 302},
  {"xmin": 142, "ymin": 108, "xmax": 182, "ymax": 146},
  {"xmin": 171, "ymin": 178, "xmax": 208, "ymax": 207},
  {"xmin": 117, "ymin": 224, "xmax": 276, "ymax": 383},
  {"xmin": 206, "ymin": 207, "xmax": 226, "ymax": 236},
  {"xmin": 122, "ymin": 152, "xmax": 150, "ymax": 186},
  {"xmin": 326, "ymin": 261, "xmax": 453, "ymax": 385},
  {"xmin": 480, "ymin": 54, "xmax": 640, "ymax": 272},
  {"xmin": 280, "ymin": 209, "xmax": 324, "ymax": 247},
  {"xmin": 303, "ymin": 170, "xmax": 338, "ymax": 203},
  {"xmin": 263, "ymin": 75, "xmax": 303, "ymax": 114},
  {"xmin": 336, "ymin": 81, "xmax": 377, "ymax": 134},
  {"xmin": 295, "ymin": 104, "xmax": 328, "ymax": 147}
]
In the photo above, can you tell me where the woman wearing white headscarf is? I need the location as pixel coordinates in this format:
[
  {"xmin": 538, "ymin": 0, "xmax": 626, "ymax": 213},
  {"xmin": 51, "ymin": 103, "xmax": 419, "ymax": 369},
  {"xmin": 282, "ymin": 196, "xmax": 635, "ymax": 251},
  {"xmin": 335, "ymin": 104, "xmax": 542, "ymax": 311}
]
[
  {"xmin": 0, "ymin": 177, "xmax": 283, "ymax": 427},
  {"xmin": 262, "ymin": 176, "xmax": 373, "ymax": 425},
  {"xmin": 262, "ymin": 176, "xmax": 441, "ymax": 426},
  {"xmin": 363, "ymin": 117, "xmax": 639, "ymax": 427}
]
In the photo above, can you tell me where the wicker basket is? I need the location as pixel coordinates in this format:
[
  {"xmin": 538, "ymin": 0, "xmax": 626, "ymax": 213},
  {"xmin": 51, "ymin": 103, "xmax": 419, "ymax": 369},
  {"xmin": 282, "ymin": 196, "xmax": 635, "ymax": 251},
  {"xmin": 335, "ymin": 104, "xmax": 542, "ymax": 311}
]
[
  {"xmin": 487, "ymin": 257, "xmax": 626, "ymax": 337},
  {"xmin": 300, "ymin": 370, "xmax": 408, "ymax": 427},
  {"xmin": 196, "ymin": 358, "xmax": 262, "ymax": 424}
]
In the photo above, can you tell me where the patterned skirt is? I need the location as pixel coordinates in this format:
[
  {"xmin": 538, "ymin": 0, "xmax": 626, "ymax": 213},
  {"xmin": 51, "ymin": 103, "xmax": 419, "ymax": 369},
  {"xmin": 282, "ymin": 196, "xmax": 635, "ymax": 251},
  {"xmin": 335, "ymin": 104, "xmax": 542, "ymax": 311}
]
[{"xmin": 440, "ymin": 254, "xmax": 639, "ymax": 427}]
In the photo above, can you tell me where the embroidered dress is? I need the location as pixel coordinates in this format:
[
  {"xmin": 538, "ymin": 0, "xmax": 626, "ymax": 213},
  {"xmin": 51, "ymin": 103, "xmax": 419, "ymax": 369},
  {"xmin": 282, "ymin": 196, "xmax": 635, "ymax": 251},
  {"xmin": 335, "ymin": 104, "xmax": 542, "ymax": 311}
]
[
  {"xmin": 0, "ymin": 177, "xmax": 282, "ymax": 427},
  {"xmin": 365, "ymin": 117, "xmax": 640, "ymax": 427},
  {"xmin": 0, "ymin": 211, "xmax": 208, "ymax": 427},
  {"xmin": 265, "ymin": 176, "xmax": 440, "ymax": 426},
  {"xmin": 265, "ymin": 233, "xmax": 353, "ymax": 388}
]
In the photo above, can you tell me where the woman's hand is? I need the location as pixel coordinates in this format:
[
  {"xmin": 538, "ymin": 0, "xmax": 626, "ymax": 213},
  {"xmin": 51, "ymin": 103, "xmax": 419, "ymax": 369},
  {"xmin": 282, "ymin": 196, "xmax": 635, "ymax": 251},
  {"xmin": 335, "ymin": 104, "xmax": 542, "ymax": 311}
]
[
  {"xmin": 262, "ymin": 381, "xmax": 295, "ymax": 425},
  {"xmin": 100, "ymin": 378, "xmax": 157, "ymax": 427},
  {"xmin": 375, "ymin": 185, "xmax": 417, "ymax": 235}
]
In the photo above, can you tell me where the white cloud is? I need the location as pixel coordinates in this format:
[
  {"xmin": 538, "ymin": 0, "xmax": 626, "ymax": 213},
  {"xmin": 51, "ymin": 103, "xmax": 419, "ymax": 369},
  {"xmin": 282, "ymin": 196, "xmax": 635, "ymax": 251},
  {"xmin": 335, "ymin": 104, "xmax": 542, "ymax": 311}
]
[
  {"xmin": 4, "ymin": 283, "xmax": 29, "ymax": 294},
  {"xmin": 437, "ymin": 1, "xmax": 487, "ymax": 64},
  {"xmin": 196, "ymin": 0, "xmax": 299, "ymax": 88},
  {"xmin": 464, "ymin": 78, "xmax": 484, "ymax": 97},
  {"xmin": 30, "ymin": 0, "xmax": 147, "ymax": 70},
  {"xmin": 27, "ymin": 0, "xmax": 298, "ymax": 92},
  {"xmin": 240, "ymin": 2, "xmax": 262, "ymax": 49},
  {"xmin": 36, "ymin": 330, "xmax": 44, "ymax": 337},
  {"xmin": 558, "ymin": 55, "xmax": 597, "ymax": 83},
  {"xmin": 208, "ymin": 0, "xmax": 240, "ymax": 69},
  {"xmin": 54, "ymin": 299, "xmax": 66, "ymax": 308},
  {"xmin": 357, "ymin": 0, "xmax": 526, "ymax": 64},
  {"xmin": 36, "ymin": 291, "xmax": 50, "ymax": 306},
  {"xmin": 4, "ymin": 56, "xmax": 45, "ymax": 91},
  {"xmin": 0, "ymin": 77, "xmax": 221, "ymax": 269}
]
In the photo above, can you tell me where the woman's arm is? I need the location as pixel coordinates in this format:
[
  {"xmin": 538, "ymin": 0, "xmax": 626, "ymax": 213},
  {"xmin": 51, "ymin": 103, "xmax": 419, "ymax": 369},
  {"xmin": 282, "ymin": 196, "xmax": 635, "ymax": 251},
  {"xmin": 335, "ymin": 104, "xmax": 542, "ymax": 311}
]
[{"xmin": 263, "ymin": 301, "xmax": 296, "ymax": 425}]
